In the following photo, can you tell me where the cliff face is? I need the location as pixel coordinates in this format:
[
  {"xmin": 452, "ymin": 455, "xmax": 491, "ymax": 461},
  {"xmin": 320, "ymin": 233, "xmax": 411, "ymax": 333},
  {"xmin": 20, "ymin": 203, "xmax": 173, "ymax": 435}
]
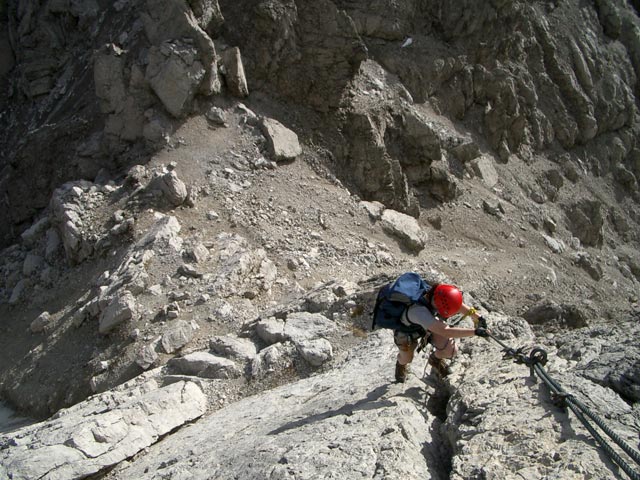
[
  {"xmin": 2, "ymin": 0, "xmax": 640, "ymax": 243},
  {"xmin": 0, "ymin": 1, "xmax": 639, "ymax": 479}
]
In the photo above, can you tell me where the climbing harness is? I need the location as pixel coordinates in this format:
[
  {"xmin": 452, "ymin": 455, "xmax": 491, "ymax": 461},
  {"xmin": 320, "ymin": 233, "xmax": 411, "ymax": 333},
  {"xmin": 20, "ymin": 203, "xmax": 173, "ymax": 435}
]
[{"xmin": 484, "ymin": 331, "xmax": 640, "ymax": 480}]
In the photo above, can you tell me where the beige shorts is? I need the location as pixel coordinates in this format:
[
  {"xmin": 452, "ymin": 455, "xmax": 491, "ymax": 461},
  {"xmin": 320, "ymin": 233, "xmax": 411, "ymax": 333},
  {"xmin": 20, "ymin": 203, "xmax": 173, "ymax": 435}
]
[{"xmin": 393, "ymin": 330, "xmax": 422, "ymax": 352}]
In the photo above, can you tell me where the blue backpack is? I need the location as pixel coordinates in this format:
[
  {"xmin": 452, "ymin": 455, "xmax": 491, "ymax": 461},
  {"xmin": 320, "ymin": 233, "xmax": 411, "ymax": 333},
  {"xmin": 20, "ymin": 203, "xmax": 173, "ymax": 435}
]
[{"xmin": 372, "ymin": 272, "xmax": 432, "ymax": 333}]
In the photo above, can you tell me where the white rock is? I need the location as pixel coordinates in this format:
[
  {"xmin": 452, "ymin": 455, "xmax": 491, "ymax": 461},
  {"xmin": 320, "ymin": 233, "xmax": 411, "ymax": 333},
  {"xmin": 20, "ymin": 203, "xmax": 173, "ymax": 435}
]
[
  {"xmin": 380, "ymin": 209, "xmax": 427, "ymax": 252},
  {"xmin": 161, "ymin": 320, "xmax": 195, "ymax": 353},
  {"xmin": 168, "ymin": 352, "xmax": 241, "ymax": 379},
  {"xmin": 30, "ymin": 312, "xmax": 51, "ymax": 333},
  {"xmin": 260, "ymin": 117, "xmax": 302, "ymax": 162},
  {"xmin": 99, "ymin": 291, "xmax": 138, "ymax": 334},
  {"xmin": 296, "ymin": 338, "xmax": 333, "ymax": 366},
  {"xmin": 255, "ymin": 317, "xmax": 286, "ymax": 345},
  {"xmin": 209, "ymin": 335, "xmax": 258, "ymax": 361}
]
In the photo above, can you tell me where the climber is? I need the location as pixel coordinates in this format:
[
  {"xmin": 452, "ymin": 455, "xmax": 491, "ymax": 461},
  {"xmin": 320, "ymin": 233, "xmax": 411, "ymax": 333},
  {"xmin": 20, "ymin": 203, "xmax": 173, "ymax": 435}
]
[{"xmin": 373, "ymin": 272, "xmax": 489, "ymax": 382}]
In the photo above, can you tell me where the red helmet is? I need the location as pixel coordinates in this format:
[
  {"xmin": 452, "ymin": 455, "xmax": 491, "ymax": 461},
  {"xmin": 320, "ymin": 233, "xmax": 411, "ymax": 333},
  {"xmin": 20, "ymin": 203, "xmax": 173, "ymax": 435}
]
[{"xmin": 432, "ymin": 284, "xmax": 463, "ymax": 318}]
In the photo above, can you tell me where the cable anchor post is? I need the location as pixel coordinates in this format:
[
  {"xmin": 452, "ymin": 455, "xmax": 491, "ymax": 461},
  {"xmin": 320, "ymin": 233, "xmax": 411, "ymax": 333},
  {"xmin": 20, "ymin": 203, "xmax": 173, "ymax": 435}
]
[{"xmin": 527, "ymin": 347, "xmax": 548, "ymax": 377}]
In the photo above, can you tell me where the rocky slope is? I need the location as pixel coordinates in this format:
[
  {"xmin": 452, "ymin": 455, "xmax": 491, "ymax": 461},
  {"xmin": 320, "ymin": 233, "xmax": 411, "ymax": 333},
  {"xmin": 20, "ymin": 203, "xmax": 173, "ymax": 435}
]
[{"xmin": 0, "ymin": 0, "xmax": 639, "ymax": 479}]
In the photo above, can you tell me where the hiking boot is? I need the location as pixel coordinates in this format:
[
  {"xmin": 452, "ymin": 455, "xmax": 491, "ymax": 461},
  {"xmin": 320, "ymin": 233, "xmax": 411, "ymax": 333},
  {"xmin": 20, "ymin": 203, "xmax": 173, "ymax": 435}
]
[
  {"xmin": 395, "ymin": 361, "xmax": 408, "ymax": 383},
  {"xmin": 428, "ymin": 353, "xmax": 451, "ymax": 377}
]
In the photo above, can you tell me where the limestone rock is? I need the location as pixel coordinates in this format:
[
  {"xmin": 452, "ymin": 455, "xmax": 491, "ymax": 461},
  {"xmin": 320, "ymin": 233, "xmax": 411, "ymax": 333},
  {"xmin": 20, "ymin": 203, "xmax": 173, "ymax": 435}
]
[
  {"xmin": 50, "ymin": 182, "xmax": 100, "ymax": 265},
  {"xmin": 542, "ymin": 233, "xmax": 565, "ymax": 254},
  {"xmin": 205, "ymin": 106, "xmax": 227, "ymax": 127},
  {"xmin": 94, "ymin": 44, "xmax": 127, "ymax": 115},
  {"xmin": 99, "ymin": 291, "xmax": 138, "ymax": 334},
  {"xmin": 380, "ymin": 209, "xmax": 427, "ymax": 252},
  {"xmin": 161, "ymin": 320, "xmax": 195, "ymax": 353},
  {"xmin": 0, "ymin": 380, "xmax": 206, "ymax": 480},
  {"xmin": 211, "ymin": 233, "xmax": 277, "ymax": 295},
  {"xmin": 260, "ymin": 117, "xmax": 302, "ymax": 162},
  {"xmin": 30, "ymin": 312, "xmax": 51, "ymax": 334},
  {"xmin": 556, "ymin": 320, "xmax": 640, "ymax": 402},
  {"xmin": 566, "ymin": 199, "xmax": 604, "ymax": 248},
  {"xmin": 283, "ymin": 312, "xmax": 337, "ymax": 343},
  {"xmin": 137, "ymin": 215, "xmax": 182, "ymax": 251},
  {"xmin": 45, "ymin": 228, "xmax": 61, "ymax": 262},
  {"xmin": 523, "ymin": 300, "xmax": 590, "ymax": 329},
  {"xmin": 209, "ymin": 335, "xmax": 258, "ymax": 361},
  {"xmin": 296, "ymin": 337, "xmax": 333, "ymax": 366},
  {"xmin": 146, "ymin": 41, "xmax": 205, "ymax": 118},
  {"xmin": 168, "ymin": 352, "xmax": 241, "ymax": 379},
  {"xmin": 222, "ymin": 47, "xmax": 249, "ymax": 98},
  {"xmin": 470, "ymin": 156, "xmax": 499, "ymax": 188},
  {"xmin": 22, "ymin": 253, "xmax": 44, "ymax": 277},
  {"xmin": 451, "ymin": 141, "xmax": 481, "ymax": 163},
  {"xmin": 255, "ymin": 317, "xmax": 286, "ymax": 345},
  {"xmin": 360, "ymin": 200, "xmax": 385, "ymax": 221},
  {"xmin": 303, "ymin": 287, "xmax": 339, "ymax": 313},
  {"xmin": 188, "ymin": 0, "xmax": 225, "ymax": 36},
  {"xmin": 157, "ymin": 170, "xmax": 188, "ymax": 206},
  {"xmin": 142, "ymin": 0, "xmax": 221, "ymax": 95},
  {"xmin": 97, "ymin": 336, "xmax": 441, "ymax": 479},
  {"xmin": 250, "ymin": 342, "xmax": 296, "ymax": 379},
  {"xmin": 574, "ymin": 252, "xmax": 603, "ymax": 281},
  {"xmin": 345, "ymin": 110, "xmax": 417, "ymax": 216},
  {"xmin": 136, "ymin": 344, "xmax": 159, "ymax": 370}
]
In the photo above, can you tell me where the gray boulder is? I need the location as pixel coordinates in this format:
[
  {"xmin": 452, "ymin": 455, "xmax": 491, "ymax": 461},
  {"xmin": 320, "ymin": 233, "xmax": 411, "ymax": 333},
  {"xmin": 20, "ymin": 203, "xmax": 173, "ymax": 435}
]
[
  {"xmin": 94, "ymin": 44, "xmax": 127, "ymax": 115},
  {"xmin": 158, "ymin": 170, "xmax": 188, "ymax": 206},
  {"xmin": 255, "ymin": 317, "xmax": 286, "ymax": 345},
  {"xmin": 20, "ymin": 217, "xmax": 50, "ymax": 246},
  {"xmin": 136, "ymin": 215, "xmax": 183, "ymax": 251},
  {"xmin": 99, "ymin": 291, "xmax": 138, "ymax": 334},
  {"xmin": 22, "ymin": 253, "xmax": 44, "ymax": 277},
  {"xmin": 380, "ymin": 209, "xmax": 427, "ymax": 252},
  {"xmin": 296, "ymin": 337, "xmax": 333, "ymax": 366},
  {"xmin": 146, "ymin": 41, "xmax": 205, "ymax": 118},
  {"xmin": 161, "ymin": 320, "xmax": 196, "ymax": 353},
  {"xmin": 565, "ymin": 200, "xmax": 604, "ymax": 248},
  {"xmin": 260, "ymin": 117, "xmax": 302, "ymax": 162},
  {"xmin": 142, "ymin": 0, "xmax": 221, "ymax": 95},
  {"xmin": 209, "ymin": 335, "xmax": 258, "ymax": 361},
  {"xmin": 250, "ymin": 342, "xmax": 296, "ymax": 379},
  {"xmin": 523, "ymin": 299, "xmax": 590, "ymax": 329},
  {"xmin": 0, "ymin": 380, "xmax": 206, "ymax": 480},
  {"xmin": 168, "ymin": 352, "xmax": 241, "ymax": 379},
  {"xmin": 283, "ymin": 312, "xmax": 337, "ymax": 343},
  {"xmin": 222, "ymin": 47, "xmax": 249, "ymax": 98},
  {"xmin": 470, "ymin": 156, "xmax": 499, "ymax": 188},
  {"xmin": 360, "ymin": 200, "xmax": 385, "ymax": 221},
  {"xmin": 30, "ymin": 312, "xmax": 51, "ymax": 334}
]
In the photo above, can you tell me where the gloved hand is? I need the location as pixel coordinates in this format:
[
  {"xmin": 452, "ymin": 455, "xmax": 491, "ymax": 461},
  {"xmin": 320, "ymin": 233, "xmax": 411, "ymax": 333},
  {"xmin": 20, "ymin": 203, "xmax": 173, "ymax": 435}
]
[
  {"xmin": 477, "ymin": 316, "xmax": 488, "ymax": 329},
  {"xmin": 475, "ymin": 327, "xmax": 489, "ymax": 337}
]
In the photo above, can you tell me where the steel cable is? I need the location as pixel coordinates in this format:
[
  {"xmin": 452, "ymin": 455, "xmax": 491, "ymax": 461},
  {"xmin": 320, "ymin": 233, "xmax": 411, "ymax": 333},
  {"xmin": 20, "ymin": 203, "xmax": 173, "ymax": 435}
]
[{"xmin": 484, "ymin": 332, "xmax": 640, "ymax": 479}]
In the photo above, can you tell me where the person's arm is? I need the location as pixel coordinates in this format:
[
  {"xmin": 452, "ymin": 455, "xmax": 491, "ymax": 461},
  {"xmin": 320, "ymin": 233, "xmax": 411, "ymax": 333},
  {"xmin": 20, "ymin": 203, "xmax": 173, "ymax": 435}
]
[
  {"xmin": 428, "ymin": 318, "xmax": 476, "ymax": 338},
  {"xmin": 459, "ymin": 303, "xmax": 482, "ymax": 324}
]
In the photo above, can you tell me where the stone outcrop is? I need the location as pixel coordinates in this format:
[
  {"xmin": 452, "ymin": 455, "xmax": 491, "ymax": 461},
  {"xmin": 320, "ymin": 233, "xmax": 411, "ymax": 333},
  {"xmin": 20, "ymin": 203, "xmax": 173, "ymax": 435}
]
[
  {"xmin": 221, "ymin": 47, "xmax": 249, "ymax": 98},
  {"xmin": 566, "ymin": 199, "xmax": 604, "ymax": 248},
  {"xmin": 380, "ymin": 209, "xmax": 428, "ymax": 252},
  {"xmin": 146, "ymin": 41, "xmax": 206, "ymax": 118},
  {"xmin": 40, "ymin": 316, "xmax": 635, "ymax": 480},
  {"xmin": 0, "ymin": 377, "xmax": 207, "ymax": 480},
  {"xmin": 99, "ymin": 291, "xmax": 138, "ymax": 334},
  {"xmin": 167, "ymin": 351, "xmax": 241, "ymax": 379},
  {"xmin": 141, "ymin": 0, "xmax": 221, "ymax": 96},
  {"xmin": 1, "ymin": 2, "xmax": 640, "ymax": 479},
  {"xmin": 260, "ymin": 117, "xmax": 302, "ymax": 162}
]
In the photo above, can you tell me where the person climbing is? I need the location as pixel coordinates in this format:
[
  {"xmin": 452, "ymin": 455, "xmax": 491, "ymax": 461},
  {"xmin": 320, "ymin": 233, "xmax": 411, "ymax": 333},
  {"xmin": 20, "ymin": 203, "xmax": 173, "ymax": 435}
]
[
  {"xmin": 395, "ymin": 282, "xmax": 488, "ymax": 381},
  {"xmin": 372, "ymin": 272, "xmax": 489, "ymax": 382}
]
